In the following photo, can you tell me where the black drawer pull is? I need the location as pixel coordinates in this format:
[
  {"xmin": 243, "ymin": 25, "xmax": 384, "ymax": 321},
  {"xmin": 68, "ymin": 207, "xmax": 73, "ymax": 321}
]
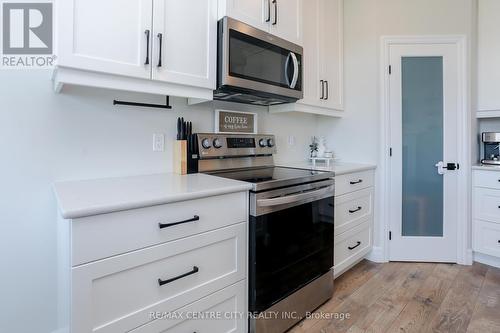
[
  {"xmin": 348, "ymin": 241, "xmax": 361, "ymax": 250},
  {"xmin": 158, "ymin": 266, "xmax": 199, "ymax": 286},
  {"xmin": 349, "ymin": 206, "xmax": 362, "ymax": 214},
  {"xmin": 159, "ymin": 215, "xmax": 199, "ymax": 229},
  {"xmin": 350, "ymin": 179, "xmax": 363, "ymax": 185}
]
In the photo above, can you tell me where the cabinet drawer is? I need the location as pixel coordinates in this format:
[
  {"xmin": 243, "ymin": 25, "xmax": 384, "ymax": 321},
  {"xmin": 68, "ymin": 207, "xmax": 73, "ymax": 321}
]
[
  {"xmin": 335, "ymin": 170, "xmax": 374, "ymax": 196},
  {"xmin": 334, "ymin": 188, "xmax": 373, "ymax": 235},
  {"xmin": 474, "ymin": 170, "xmax": 500, "ymax": 190},
  {"xmin": 72, "ymin": 192, "xmax": 247, "ymax": 265},
  {"xmin": 334, "ymin": 221, "xmax": 372, "ymax": 276},
  {"xmin": 131, "ymin": 281, "xmax": 246, "ymax": 333},
  {"xmin": 474, "ymin": 187, "xmax": 500, "ymax": 224},
  {"xmin": 71, "ymin": 223, "xmax": 246, "ymax": 333},
  {"xmin": 474, "ymin": 220, "xmax": 500, "ymax": 258}
]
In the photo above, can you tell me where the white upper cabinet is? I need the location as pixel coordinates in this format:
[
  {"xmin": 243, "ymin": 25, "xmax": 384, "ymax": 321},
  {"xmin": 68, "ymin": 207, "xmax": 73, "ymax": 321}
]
[
  {"xmin": 221, "ymin": 0, "xmax": 269, "ymax": 31},
  {"xmin": 318, "ymin": 0, "xmax": 343, "ymax": 110},
  {"xmin": 478, "ymin": 0, "xmax": 500, "ymax": 117},
  {"xmin": 54, "ymin": 0, "xmax": 216, "ymax": 100},
  {"xmin": 152, "ymin": 0, "xmax": 216, "ymax": 89},
  {"xmin": 270, "ymin": 0, "xmax": 343, "ymax": 116},
  {"xmin": 220, "ymin": 0, "xmax": 303, "ymax": 45},
  {"xmin": 269, "ymin": 0, "xmax": 303, "ymax": 45},
  {"xmin": 58, "ymin": 0, "xmax": 152, "ymax": 79}
]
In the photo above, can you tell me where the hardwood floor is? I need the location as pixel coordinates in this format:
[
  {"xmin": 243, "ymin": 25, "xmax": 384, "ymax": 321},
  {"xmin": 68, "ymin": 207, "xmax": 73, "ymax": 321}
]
[{"xmin": 289, "ymin": 260, "xmax": 500, "ymax": 333}]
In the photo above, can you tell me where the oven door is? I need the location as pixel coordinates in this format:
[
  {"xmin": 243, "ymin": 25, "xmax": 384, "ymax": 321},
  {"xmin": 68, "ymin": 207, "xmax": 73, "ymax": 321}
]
[
  {"xmin": 249, "ymin": 187, "xmax": 334, "ymax": 313},
  {"xmin": 218, "ymin": 17, "xmax": 303, "ymax": 100}
]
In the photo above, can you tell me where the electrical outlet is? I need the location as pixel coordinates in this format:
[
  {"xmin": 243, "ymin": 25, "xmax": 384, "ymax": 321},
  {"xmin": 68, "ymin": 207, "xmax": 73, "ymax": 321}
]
[
  {"xmin": 288, "ymin": 135, "xmax": 296, "ymax": 146},
  {"xmin": 153, "ymin": 134, "xmax": 165, "ymax": 152}
]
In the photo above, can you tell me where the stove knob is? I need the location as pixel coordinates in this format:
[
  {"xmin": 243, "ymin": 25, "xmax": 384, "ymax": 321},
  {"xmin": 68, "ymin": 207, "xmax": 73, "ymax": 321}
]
[
  {"xmin": 213, "ymin": 138, "xmax": 223, "ymax": 149},
  {"xmin": 201, "ymin": 138, "xmax": 212, "ymax": 149},
  {"xmin": 259, "ymin": 139, "xmax": 267, "ymax": 147},
  {"xmin": 267, "ymin": 138, "xmax": 275, "ymax": 147}
]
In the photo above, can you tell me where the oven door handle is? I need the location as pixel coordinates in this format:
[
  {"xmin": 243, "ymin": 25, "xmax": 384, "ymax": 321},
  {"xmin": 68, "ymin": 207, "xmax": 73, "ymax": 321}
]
[{"xmin": 257, "ymin": 185, "xmax": 334, "ymax": 207}]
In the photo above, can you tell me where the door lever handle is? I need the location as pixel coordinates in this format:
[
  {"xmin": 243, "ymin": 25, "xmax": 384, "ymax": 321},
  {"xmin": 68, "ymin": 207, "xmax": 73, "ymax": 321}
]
[{"xmin": 435, "ymin": 161, "xmax": 459, "ymax": 174}]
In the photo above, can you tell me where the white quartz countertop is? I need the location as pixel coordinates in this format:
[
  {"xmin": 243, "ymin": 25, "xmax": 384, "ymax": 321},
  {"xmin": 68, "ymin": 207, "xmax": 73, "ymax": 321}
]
[
  {"xmin": 472, "ymin": 164, "xmax": 500, "ymax": 172},
  {"xmin": 278, "ymin": 161, "xmax": 376, "ymax": 175},
  {"xmin": 54, "ymin": 173, "xmax": 252, "ymax": 219}
]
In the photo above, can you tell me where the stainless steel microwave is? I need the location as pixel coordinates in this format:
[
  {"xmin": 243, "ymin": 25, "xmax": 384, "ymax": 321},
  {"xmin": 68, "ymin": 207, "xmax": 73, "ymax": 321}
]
[{"xmin": 215, "ymin": 17, "xmax": 303, "ymax": 106}]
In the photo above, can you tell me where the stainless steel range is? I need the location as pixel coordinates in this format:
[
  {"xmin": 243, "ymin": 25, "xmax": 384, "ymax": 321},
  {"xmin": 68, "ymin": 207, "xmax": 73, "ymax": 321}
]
[{"xmin": 194, "ymin": 133, "xmax": 335, "ymax": 333}]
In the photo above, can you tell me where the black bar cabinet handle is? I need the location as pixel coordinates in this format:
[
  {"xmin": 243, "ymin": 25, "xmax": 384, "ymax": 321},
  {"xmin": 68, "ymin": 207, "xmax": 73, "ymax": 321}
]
[
  {"xmin": 144, "ymin": 30, "xmax": 150, "ymax": 65},
  {"xmin": 273, "ymin": 0, "xmax": 277, "ymax": 25},
  {"xmin": 350, "ymin": 179, "xmax": 363, "ymax": 185},
  {"xmin": 320, "ymin": 80, "xmax": 324, "ymax": 99},
  {"xmin": 325, "ymin": 81, "xmax": 329, "ymax": 100},
  {"xmin": 158, "ymin": 266, "xmax": 199, "ymax": 286},
  {"xmin": 266, "ymin": 0, "xmax": 271, "ymax": 22},
  {"xmin": 159, "ymin": 215, "xmax": 199, "ymax": 229},
  {"xmin": 157, "ymin": 33, "xmax": 163, "ymax": 67},
  {"xmin": 349, "ymin": 206, "xmax": 362, "ymax": 214},
  {"xmin": 348, "ymin": 241, "xmax": 361, "ymax": 250}
]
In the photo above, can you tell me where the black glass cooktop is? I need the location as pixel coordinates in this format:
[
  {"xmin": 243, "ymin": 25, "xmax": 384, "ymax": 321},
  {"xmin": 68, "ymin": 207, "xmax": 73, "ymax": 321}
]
[{"xmin": 210, "ymin": 167, "xmax": 333, "ymax": 191}]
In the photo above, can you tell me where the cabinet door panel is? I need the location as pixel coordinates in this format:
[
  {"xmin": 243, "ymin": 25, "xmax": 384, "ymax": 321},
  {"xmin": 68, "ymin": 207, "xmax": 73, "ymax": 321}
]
[
  {"xmin": 319, "ymin": 0, "xmax": 343, "ymax": 110},
  {"xmin": 478, "ymin": 0, "xmax": 500, "ymax": 111},
  {"xmin": 269, "ymin": 0, "xmax": 302, "ymax": 45},
  {"xmin": 152, "ymin": 0, "xmax": 216, "ymax": 89},
  {"xmin": 58, "ymin": 0, "xmax": 152, "ymax": 79},
  {"xmin": 299, "ymin": 0, "xmax": 320, "ymax": 105},
  {"xmin": 225, "ymin": 0, "xmax": 269, "ymax": 31}
]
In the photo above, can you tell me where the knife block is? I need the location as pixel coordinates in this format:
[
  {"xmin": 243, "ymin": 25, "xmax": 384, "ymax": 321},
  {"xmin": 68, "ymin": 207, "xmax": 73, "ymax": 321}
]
[{"xmin": 173, "ymin": 140, "xmax": 188, "ymax": 175}]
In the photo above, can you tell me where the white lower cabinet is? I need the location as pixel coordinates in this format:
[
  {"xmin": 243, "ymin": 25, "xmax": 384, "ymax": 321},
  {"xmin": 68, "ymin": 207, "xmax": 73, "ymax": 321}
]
[
  {"xmin": 472, "ymin": 169, "xmax": 500, "ymax": 266},
  {"xmin": 333, "ymin": 169, "xmax": 375, "ymax": 278},
  {"xmin": 59, "ymin": 192, "xmax": 248, "ymax": 333},
  {"xmin": 130, "ymin": 281, "xmax": 246, "ymax": 333}
]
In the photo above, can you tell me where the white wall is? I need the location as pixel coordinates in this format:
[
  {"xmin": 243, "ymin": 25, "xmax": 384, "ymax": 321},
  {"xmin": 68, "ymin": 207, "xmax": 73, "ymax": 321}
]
[
  {"xmin": 0, "ymin": 70, "xmax": 318, "ymax": 333},
  {"xmin": 318, "ymin": 0, "xmax": 475, "ymax": 255}
]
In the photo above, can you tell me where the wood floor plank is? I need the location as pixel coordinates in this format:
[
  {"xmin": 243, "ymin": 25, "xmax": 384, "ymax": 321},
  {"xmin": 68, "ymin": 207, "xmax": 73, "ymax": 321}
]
[
  {"xmin": 333, "ymin": 260, "xmax": 384, "ymax": 302},
  {"xmin": 360, "ymin": 262, "xmax": 438, "ymax": 333},
  {"xmin": 289, "ymin": 260, "xmax": 383, "ymax": 333},
  {"xmin": 318, "ymin": 262, "xmax": 419, "ymax": 333},
  {"xmin": 429, "ymin": 262, "xmax": 489, "ymax": 333},
  {"xmin": 288, "ymin": 261, "xmax": 498, "ymax": 333},
  {"xmin": 384, "ymin": 263, "xmax": 459, "ymax": 333},
  {"xmin": 466, "ymin": 266, "xmax": 500, "ymax": 333}
]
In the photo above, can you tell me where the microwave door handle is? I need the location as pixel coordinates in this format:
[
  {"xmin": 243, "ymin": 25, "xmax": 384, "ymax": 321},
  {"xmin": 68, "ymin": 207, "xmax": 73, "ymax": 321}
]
[
  {"xmin": 284, "ymin": 52, "xmax": 292, "ymax": 87},
  {"xmin": 289, "ymin": 52, "xmax": 299, "ymax": 89},
  {"xmin": 257, "ymin": 185, "xmax": 334, "ymax": 207}
]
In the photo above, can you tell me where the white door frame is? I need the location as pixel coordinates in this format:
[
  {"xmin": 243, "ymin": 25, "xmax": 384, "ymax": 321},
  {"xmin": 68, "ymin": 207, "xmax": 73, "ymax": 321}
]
[{"xmin": 378, "ymin": 35, "xmax": 472, "ymax": 265}]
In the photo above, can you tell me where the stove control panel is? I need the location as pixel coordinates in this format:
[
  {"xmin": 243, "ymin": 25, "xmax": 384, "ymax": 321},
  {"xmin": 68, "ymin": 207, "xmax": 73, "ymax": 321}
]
[{"xmin": 196, "ymin": 133, "xmax": 277, "ymax": 159}]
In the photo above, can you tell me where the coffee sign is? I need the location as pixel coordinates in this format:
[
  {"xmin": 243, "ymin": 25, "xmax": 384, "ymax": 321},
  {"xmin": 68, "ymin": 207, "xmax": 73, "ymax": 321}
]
[{"xmin": 215, "ymin": 110, "xmax": 257, "ymax": 134}]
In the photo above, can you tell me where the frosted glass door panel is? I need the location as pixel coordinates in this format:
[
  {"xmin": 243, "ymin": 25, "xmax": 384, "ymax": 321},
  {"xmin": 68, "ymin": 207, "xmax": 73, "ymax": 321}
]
[{"xmin": 401, "ymin": 57, "xmax": 443, "ymax": 237}]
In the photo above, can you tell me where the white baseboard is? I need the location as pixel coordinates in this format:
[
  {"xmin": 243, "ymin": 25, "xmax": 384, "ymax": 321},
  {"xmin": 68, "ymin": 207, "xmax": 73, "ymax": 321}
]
[
  {"xmin": 474, "ymin": 252, "xmax": 500, "ymax": 269},
  {"xmin": 365, "ymin": 246, "xmax": 387, "ymax": 263}
]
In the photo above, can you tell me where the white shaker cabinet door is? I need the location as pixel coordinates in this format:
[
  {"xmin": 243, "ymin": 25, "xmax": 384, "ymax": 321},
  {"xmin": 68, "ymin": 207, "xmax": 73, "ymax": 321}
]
[
  {"xmin": 318, "ymin": 0, "xmax": 343, "ymax": 110},
  {"xmin": 58, "ymin": 0, "xmax": 152, "ymax": 79},
  {"xmin": 269, "ymin": 0, "xmax": 303, "ymax": 46},
  {"xmin": 222, "ymin": 0, "xmax": 269, "ymax": 31},
  {"xmin": 152, "ymin": 0, "xmax": 217, "ymax": 89}
]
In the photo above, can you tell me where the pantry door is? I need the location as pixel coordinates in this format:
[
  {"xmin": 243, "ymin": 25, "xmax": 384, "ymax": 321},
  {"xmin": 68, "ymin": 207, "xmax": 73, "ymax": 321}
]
[{"xmin": 388, "ymin": 43, "xmax": 461, "ymax": 262}]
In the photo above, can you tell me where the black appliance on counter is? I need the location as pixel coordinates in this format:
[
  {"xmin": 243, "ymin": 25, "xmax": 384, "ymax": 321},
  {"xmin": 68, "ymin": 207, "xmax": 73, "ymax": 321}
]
[
  {"xmin": 215, "ymin": 17, "xmax": 303, "ymax": 106},
  {"xmin": 481, "ymin": 132, "xmax": 500, "ymax": 165},
  {"xmin": 192, "ymin": 133, "xmax": 334, "ymax": 333}
]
